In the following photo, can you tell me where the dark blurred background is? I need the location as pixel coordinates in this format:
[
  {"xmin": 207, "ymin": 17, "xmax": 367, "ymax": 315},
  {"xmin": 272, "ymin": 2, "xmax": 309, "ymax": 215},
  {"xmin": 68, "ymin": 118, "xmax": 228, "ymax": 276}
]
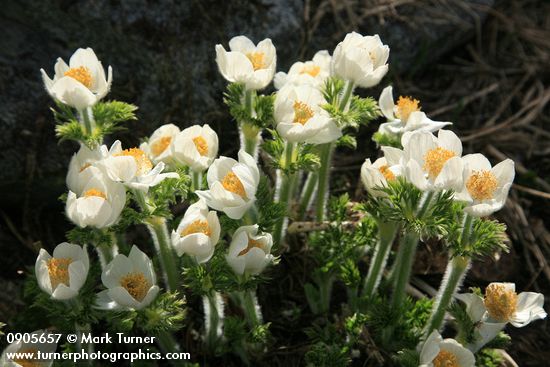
[{"xmin": 1, "ymin": 0, "xmax": 549, "ymax": 365}]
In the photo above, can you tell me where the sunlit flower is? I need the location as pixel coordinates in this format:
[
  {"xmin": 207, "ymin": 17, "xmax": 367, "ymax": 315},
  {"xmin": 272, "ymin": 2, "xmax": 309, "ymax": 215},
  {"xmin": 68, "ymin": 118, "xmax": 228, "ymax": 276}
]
[
  {"xmin": 97, "ymin": 245, "xmax": 159, "ymax": 310},
  {"xmin": 226, "ymin": 225, "xmax": 273, "ymax": 275},
  {"xmin": 454, "ymin": 154, "xmax": 515, "ymax": 217},
  {"xmin": 331, "ymin": 32, "xmax": 389, "ymax": 88},
  {"xmin": 215, "ymin": 35, "xmax": 276, "ymax": 90},
  {"xmin": 1, "ymin": 329, "xmax": 57, "ymax": 367},
  {"xmin": 402, "ymin": 130, "xmax": 464, "ymax": 192},
  {"xmin": 41, "ymin": 47, "xmax": 112, "ymax": 109},
  {"xmin": 377, "ymin": 86, "xmax": 451, "ymax": 136},
  {"xmin": 419, "ymin": 330, "xmax": 475, "ymax": 367},
  {"xmin": 66, "ymin": 143, "xmax": 106, "ymax": 194},
  {"xmin": 196, "ymin": 150, "xmax": 259, "ymax": 220},
  {"xmin": 140, "ymin": 124, "xmax": 180, "ymax": 164},
  {"xmin": 66, "ymin": 172, "xmax": 126, "ymax": 228},
  {"xmin": 361, "ymin": 146, "xmax": 403, "ymax": 197},
  {"xmin": 274, "ymin": 84, "xmax": 341, "ymax": 144},
  {"xmin": 172, "ymin": 124, "xmax": 219, "ymax": 172},
  {"xmin": 98, "ymin": 140, "xmax": 179, "ymax": 192},
  {"xmin": 274, "ymin": 50, "xmax": 332, "ymax": 89},
  {"xmin": 171, "ymin": 199, "xmax": 221, "ymax": 263},
  {"xmin": 35, "ymin": 242, "xmax": 89, "ymax": 300}
]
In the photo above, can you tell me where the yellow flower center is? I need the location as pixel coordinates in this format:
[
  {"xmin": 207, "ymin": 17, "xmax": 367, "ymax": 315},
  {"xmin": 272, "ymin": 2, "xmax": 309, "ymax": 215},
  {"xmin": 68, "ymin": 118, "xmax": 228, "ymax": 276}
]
[
  {"xmin": 246, "ymin": 52, "xmax": 266, "ymax": 71},
  {"xmin": 193, "ymin": 136, "xmax": 209, "ymax": 156},
  {"xmin": 396, "ymin": 96, "xmax": 420, "ymax": 122},
  {"xmin": 83, "ymin": 188, "xmax": 107, "ymax": 199},
  {"xmin": 64, "ymin": 66, "xmax": 93, "ymax": 88},
  {"xmin": 120, "ymin": 272, "xmax": 151, "ymax": 302},
  {"xmin": 466, "ymin": 170, "xmax": 498, "ymax": 201},
  {"xmin": 378, "ymin": 165, "xmax": 395, "ymax": 182},
  {"xmin": 47, "ymin": 257, "xmax": 72, "ymax": 289},
  {"xmin": 238, "ymin": 238, "xmax": 264, "ymax": 256},
  {"xmin": 181, "ymin": 219, "xmax": 211, "ymax": 237},
  {"xmin": 433, "ymin": 350, "xmax": 459, "ymax": 367},
  {"xmin": 150, "ymin": 136, "xmax": 172, "ymax": 157},
  {"xmin": 115, "ymin": 148, "xmax": 153, "ymax": 176},
  {"xmin": 14, "ymin": 348, "xmax": 40, "ymax": 367},
  {"xmin": 293, "ymin": 101, "xmax": 314, "ymax": 125},
  {"xmin": 300, "ymin": 64, "xmax": 321, "ymax": 77},
  {"xmin": 221, "ymin": 171, "xmax": 247, "ymax": 198},
  {"xmin": 423, "ymin": 147, "xmax": 455, "ymax": 179},
  {"xmin": 484, "ymin": 283, "xmax": 517, "ymax": 322},
  {"xmin": 79, "ymin": 163, "xmax": 92, "ymax": 172}
]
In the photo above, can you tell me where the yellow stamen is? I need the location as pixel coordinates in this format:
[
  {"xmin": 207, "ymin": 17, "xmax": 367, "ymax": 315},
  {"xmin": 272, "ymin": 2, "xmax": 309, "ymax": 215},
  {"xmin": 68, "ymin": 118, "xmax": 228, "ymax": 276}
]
[
  {"xmin": 423, "ymin": 147, "xmax": 455, "ymax": 179},
  {"xmin": 14, "ymin": 348, "xmax": 40, "ymax": 367},
  {"xmin": 433, "ymin": 350, "xmax": 459, "ymax": 367},
  {"xmin": 120, "ymin": 272, "xmax": 151, "ymax": 302},
  {"xmin": 181, "ymin": 219, "xmax": 211, "ymax": 237},
  {"xmin": 193, "ymin": 136, "xmax": 209, "ymax": 156},
  {"xmin": 246, "ymin": 52, "xmax": 266, "ymax": 71},
  {"xmin": 150, "ymin": 136, "xmax": 172, "ymax": 157},
  {"xmin": 484, "ymin": 283, "xmax": 517, "ymax": 322},
  {"xmin": 293, "ymin": 101, "xmax": 314, "ymax": 125},
  {"xmin": 300, "ymin": 65, "xmax": 321, "ymax": 77},
  {"xmin": 47, "ymin": 257, "xmax": 72, "ymax": 289},
  {"xmin": 83, "ymin": 188, "xmax": 107, "ymax": 199},
  {"xmin": 466, "ymin": 170, "xmax": 498, "ymax": 201},
  {"xmin": 64, "ymin": 66, "xmax": 93, "ymax": 88},
  {"xmin": 79, "ymin": 163, "xmax": 92, "ymax": 172},
  {"xmin": 378, "ymin": 165, "xmax": 395, "ymax": 182},
  {"xmin": 115, "ymin": 148, "xmax": 153, "ymax": 176},
  {"xmin": 221, "ymin": 172, "xmax": 247, "ymax": 198},
  {"xmin": 396, "ymin": 96, "xmax": 420, "ymax": 122},
  {"xmin": 238, "ymin": 238, "xmax": 264, "ymax": 256}
]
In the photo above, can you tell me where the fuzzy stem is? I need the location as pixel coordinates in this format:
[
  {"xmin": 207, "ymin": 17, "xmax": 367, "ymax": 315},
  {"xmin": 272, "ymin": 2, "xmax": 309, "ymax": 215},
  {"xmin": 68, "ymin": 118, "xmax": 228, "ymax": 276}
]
[
  {"xmin": 273, "ymin": 142, "xmax": 296, "ymax": 245},
  {"xmin": 146, "ymin": 216, "xmax": 179, "ymax": 292},
  {"xmin": 239, "ymin": 289, "xmax": 263, "ymax": 328},
  {"xmin": 203, "ymin": 291, "xmax": 224, "ymax": 349},
  {"xmin": 239, "ymin": 90, "xmax": 261, "ymax": 159},
  {"xmin": 391, "ymin": 231, "xmax": 420, "ymax": 311},
  {"xmin": 191, "ymin": 170, "xmax": 202, "ymax": 191},
  {"xmin": 314, "ymin": 143, "xmax": 334, "ymax": 222},
  {"xmin": 297, "ymin": 172, "xmax": 318, "ymax": 220},
  {"xmin": 317, "ymin": 273, "xmax": 334, "ymax": 314},
  {"xmin": 339, "ymin": 81, "xmax": 355, "ymax": 111},
  {"xmin": 79, "ymin": 108, "xmax": 94, "ymax": 136},
  {"xmin": 362, "ymin": 221, "xmax": 399, "ymax": 298}
]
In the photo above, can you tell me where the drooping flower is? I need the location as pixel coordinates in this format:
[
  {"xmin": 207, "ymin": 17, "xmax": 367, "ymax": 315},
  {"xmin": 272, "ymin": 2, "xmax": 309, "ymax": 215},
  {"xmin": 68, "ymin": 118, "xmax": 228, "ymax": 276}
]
[
  {"xmin": 66, "ymin": 143, "xmax": 107, "ymax": 194},
  {"xmin": 140, "ymin": 124, "xmax": 180, "ymax": 164},
  {"xmin": 98, "ymin": 140, "xmax": 179, "ymax": 192},
  {"xmin": 361, "ymin": 146, "xmax": 404, "ymax": 197},
  {"xmin": 35, "ymin": 242, "xmax": 89, "ymax": 300},
  {"xmin": 66, "ymin": 172, "xmax": 126, "ymax": 228},
  {"xmin": 172, "ymin": 124, "xmax": 219, "ymax": 172},
  {"xmin": 215, "ymin": 35, "xmax": 276, "ymax": 90},
  {"xmin": 331, "ymin": 32, "xmax": 389, "ymax": 88},
  {"xmin": 226, "ymin": 225, "xmax": 273, "ymax": 276},
  {"xmin": 454, "ymin": 154, "xmax": 515, "ymax": 217},
  {"xmin": 377, "ymin": 86, "xmax": 451, "ymax": 136},
  {"xmin": 402, "ymin": 130, "xmax": 464, "ymax": 192},
  {"xmin": 171, "ymin": 199, "xmax": 221, "ymax": 263},
  {"xmin": 274, "ymin": 84, "xmax": 341, "ymax": 144},
  {"xmin": 196, "ymin": 150, "xmax": 260, "ymax": 220},
  {"xmin": 97, "ymin": 245, "xmax": 159, "ymax": 310},
  {"xmin": 419, "ymin": 330, "xmax": 475, "ymax": 367},
  {"xmin": 0, "ymin": 329, "xmax": 57, "ymax": 367},
  {"xmin": 41, "ymin": 47, "xmax": 112, "ymax": 109},
  {"xmin": 274, "ymin": 50, "xmax": 332, "ymax": 89}
]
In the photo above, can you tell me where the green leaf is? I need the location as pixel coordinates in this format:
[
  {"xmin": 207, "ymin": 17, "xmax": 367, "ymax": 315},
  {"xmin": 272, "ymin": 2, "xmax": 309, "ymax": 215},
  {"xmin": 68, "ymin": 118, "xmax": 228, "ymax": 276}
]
[{"xmin": 373, "ymin": 131, "xmax": 402, "ymax": 148}]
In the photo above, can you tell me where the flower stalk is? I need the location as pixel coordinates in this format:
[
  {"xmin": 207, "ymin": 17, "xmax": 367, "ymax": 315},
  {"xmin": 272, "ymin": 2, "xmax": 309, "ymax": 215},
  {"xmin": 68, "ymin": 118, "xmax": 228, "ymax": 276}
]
[
  {"xmin": 79, "ymin": 107, "xmax": 95, "ymax": 137},
  {"xmin": 273, "ymin": 142, "xmax": 297, "ymax": 245},
  {"xmin": 191, "ymin": 171, "xmax": 202, "ymax": 191},
  {"xmin": 390, "ymin": 231, "xmax": 420, "ymax": 310},
  {"xmin": 238, "ymin": 289, "xmax": 263, "ymax": 328},
  {"xmin": 203, "ymin": 291, "xmax": 224, "ymax": 349},
  {"xmin": 314, "ymin": 142, "xmax": 334, "ymax": 222},
  {"xmin": 298, "ymin": 172, "xmax": 318, "ymax": 220},
  {"xmin": 239, "ymin": 90, "xmax": 261, "ymax": 159}
]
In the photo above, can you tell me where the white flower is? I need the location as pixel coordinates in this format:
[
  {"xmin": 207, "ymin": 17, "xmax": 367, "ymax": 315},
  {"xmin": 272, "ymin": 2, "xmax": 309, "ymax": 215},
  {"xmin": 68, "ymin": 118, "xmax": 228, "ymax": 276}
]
[
  {"xmin": 140, "ymin": 124, "xmax": 180, "ymax": 164},
  {"xmin": 274, "ymin": 84, "xmax": 341, "ymax": 144},
  {"xmin": 361, "ymin": 146, "xmax": 403, "ymax": 197},
  {"xmin": 41, "ymin": 47, "xmax": 112, "ymax": 109},
  {"xmin": 34, "ymin": 242, "xmax": 89, "ymax": 300},
  {"xmin": 377, "ymin": 86, "xmax": 451, "ymax": 136},
  {"xmin": 215, "ymin": 35, "xmax": 276, "ymax": 90},
  {"xmin": 66, "ymin": 172, "xmax": 126, "ymax": 228},
  {"xmin": 402, "ymin": 130, "xmax": 464, "ymax": 192},
  {"xmin": 226, "ymin": 225, "xmax": 273, "ymax": 275},
  {"xmin": 196, "ymin": 150, "xmax": 260, "ymax": 220},
  {"xmin": 454, "ymin": 154, "xmax": 515, "ymax": 217},
  {"xmin": 1, "ymin": 329, "xmax": 57, "ymax": 367},
  {"xmin": 331, "ymin": 32, "xmax": 389, "ymax": 88},
  {"xmin": 172, "ymin": 124, "xmax": 219, "ymax": 172},
  {"xmin": 419, "ymin": 330, "xmax": 475, "ymax": 367},
  {"xmin": 274, "ymin": 50, "xmax": 332, "ymax": 89},
  {"xmin": 171, "ymin": 199, "xmax": 221, "ymax": 263},
  {"xmin": 97, "ymin": 245, "xmax": 159, "ymax": 310},
  {"xmin": 66, "ymin": 143, "xmax": 106, "ymax": 194},
  {"xmin": 98, "ymin": 140, "xmax": 179, "ymax": 192}
]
